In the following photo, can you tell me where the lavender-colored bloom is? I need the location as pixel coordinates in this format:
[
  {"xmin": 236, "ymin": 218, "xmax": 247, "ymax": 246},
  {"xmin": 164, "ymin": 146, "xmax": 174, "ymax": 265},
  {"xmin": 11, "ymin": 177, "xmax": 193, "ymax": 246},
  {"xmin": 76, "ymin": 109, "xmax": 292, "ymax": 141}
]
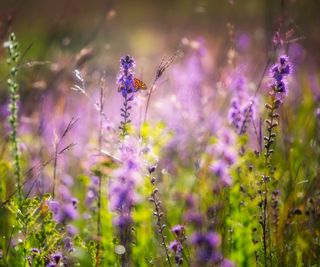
[
  {"xmin": 172, "ymin": 225, "xmax": 185, "ymax": 238},
  {"xmin": 117, "ymin": 55, "xmax": 138, "ymax": 135},
  {"xmin": 48, "ymin": 200, "xmax": 60, "ymax": 214},
  {"xmin": 184, "ymin": 211, "xmax": 203, "ymax": 227},
  {"xmin": 48, "ymin": 200, "xmax": 78, "ymax": 223},
  {"xmin": 59, "ymin": 203, "xmax": 78, "ymax": 222},
  {"xmin": 117, "ymin": 55, "xmax": 136, "ymax": 97},
  {"xmin": 169, "ymin": 240, "xmax": 181, "ymax": 252},
  {"xmin": 109, "ymin": 137, "xmax": 142, "ymax": 232},
  {"xmin": 209, "ymin": 129, "xmax": 237, "ymax": 187},
  {"xmin": 170, "ymin": 224, "xmax": 186, "ymax": 265},
  {"xmin": 66, "ymin": 224, "xmax": 77, "ymax": 236},
  {"xmin": 270, "ymin": 55, "xmax": 292, "ymax": 102},
  {"xmin": 86, "ymin": 189, "xmax": 96, "ymax": 205},
  {"xmin": 169, "ymin": 240, "xmax": 183, "ymax": 265},
  {"xmin": 51, "ymin": 252, "xmax": 62, "ymax": 263},
  {"xmin": 221, "ymin": 259, "xmax": 235, "ymax": 267},
  {"xmin": 228, "ymin": 72, "xmax": 254, "ymax": 135},
  {"xmin": 229, "ymin": 98, "xmax": 242, "ymax": 132},
  {"xmin": 63, "ymin": 236, "xmax": 75, "ymax": 252},
  {"xmin": 236, "ymin": 33, "xmax": 251, "ymax": 53},
  {"xmin": 210, "ymin": 161, "xmax": 232, "ymax": 186},
  {"xmin": 191, "ymin": 232, "xmax": 221, "ymax": 263}
]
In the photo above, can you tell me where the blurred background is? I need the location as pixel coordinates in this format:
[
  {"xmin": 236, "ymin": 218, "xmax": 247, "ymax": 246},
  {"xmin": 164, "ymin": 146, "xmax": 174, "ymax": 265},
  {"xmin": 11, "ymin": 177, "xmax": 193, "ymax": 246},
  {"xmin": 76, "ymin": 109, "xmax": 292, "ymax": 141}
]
[
  {"xmin": 0, "ymin": 0, "xmax": 319, "ymax": 70},
  {"xmin": 0, "ymin": 0, "xmax": 319, "ymax": 132}
]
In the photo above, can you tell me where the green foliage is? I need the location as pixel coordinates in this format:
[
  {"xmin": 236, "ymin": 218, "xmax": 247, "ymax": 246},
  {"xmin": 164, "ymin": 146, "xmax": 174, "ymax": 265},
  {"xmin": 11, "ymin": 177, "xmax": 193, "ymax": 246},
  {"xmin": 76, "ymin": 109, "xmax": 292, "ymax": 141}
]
[
  {"xmin": 5, "ymin": 33, "xmax": 22, "ymax": 207},
  {"xmin": 1, "ymin": 195, "xmax": 68, "ymax": 266}
]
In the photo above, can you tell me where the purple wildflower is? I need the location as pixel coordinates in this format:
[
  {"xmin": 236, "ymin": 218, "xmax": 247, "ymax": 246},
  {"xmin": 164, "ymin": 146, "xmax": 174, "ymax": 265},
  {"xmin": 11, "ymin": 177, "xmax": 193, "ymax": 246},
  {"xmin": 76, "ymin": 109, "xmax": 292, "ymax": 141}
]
[
  {"xmin": 48, "ymin": 200, "xmax": 78, "ymax": 223},
  {"xmin": 117, "ymin": 55, "xmax": 137, "ymax": 135},
  {"xmin": 48, "ymin": 200, "xmax": 60, "ymax": 214},
  {"xmin": 221, "ymin": 259, "xmax": 235, "ymax": 267},
  {"xmin": 170, "ymin": 224, "xmax": 186, "ymax": 266},
  {"xmin": 184, "ymin": 211, "xmax": 203, "ymax": 227},
  {"xmin": 51, "ymin": 252, "xmax": 62, "ymax": 264},
  {"xmin": 169, "ymin": 240, "xmax": 183, "ymax": 265},
  {"xmin": 66, "ymin": 224, "xmax": 77, "ymax": 236},
  {"xmin": 208, "ymin": 129, "xmax": 237, "ymax": 187},
  {"xmin": 117, "ymin": 55, "xmax": 136, "ymax": 97},
  {"xmin": 172, "ymin": 225, "xmax": 185, "ymax": 238},
  {"xmin": 228, "ymin": 72, "xmax": 254, "ymax": 135},
  {"xmin": 109, "ymin": 137, "xmax": 142, "ymax": 248},
  {"xmin": 63, "ymin": 236, "xmax": 75, "ymax": 252},
  {"xmin": 191, "ymin": 231, "xmax": 221, "ymax": 264},
  {"xmin": 269, "ymin": 55, "xmax": 292, "ymax": 102}
]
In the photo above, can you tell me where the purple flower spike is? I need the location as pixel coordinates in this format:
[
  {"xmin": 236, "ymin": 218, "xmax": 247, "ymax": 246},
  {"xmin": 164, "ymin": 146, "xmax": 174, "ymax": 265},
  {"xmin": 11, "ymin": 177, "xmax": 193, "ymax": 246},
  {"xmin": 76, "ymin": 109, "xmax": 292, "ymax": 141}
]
[
  {"xmin": 270, "ymin": 55, "xmax": 292, "ymax": 102},
  {"xmin": 51, "ymin": 252, "xmax": 62, "ymax": 263},
  {"xmin": 117, "ymin": 55, "xmax": 136, "ymax": 97},
  {"xmin": 172, "ymin": 225, "xmax": 185, "ymax": 237}
]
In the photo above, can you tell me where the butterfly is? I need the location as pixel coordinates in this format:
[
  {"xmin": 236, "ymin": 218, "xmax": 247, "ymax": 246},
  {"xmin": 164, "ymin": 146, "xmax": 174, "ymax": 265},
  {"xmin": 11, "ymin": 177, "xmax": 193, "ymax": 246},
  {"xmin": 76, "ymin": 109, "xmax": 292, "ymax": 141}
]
[
  {"xmin": 118, "ymin": 78, "xmax": 147, "ymax": 93},
  {"xmin": 133, "ymin": 78, "xmax": 147, "ymax": 91}
]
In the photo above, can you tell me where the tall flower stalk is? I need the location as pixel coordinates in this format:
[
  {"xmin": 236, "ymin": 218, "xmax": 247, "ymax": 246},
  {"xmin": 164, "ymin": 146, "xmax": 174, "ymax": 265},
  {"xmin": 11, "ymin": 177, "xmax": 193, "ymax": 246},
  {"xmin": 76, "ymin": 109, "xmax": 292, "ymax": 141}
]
[
  {"xmin": 117, "ymin": 55, "xmax": 136, "ymax": 137},
  {"xmin": 5, "ymin": 33, "xmax": 22, "ymax": 207},
  {"xmin": 109, "ymin": 138, "xmax": 142, "ymax": 266},
  {"xmin": 148, "ymin": 167, "xmax": 172, "ymax": 266},
  {"xmin": 96, "ymin": 76, "xmax": 105, "ymax": 266},
  {"xmin": 261, "ymin": 55, "xmax": 291, "ymax": 266}
]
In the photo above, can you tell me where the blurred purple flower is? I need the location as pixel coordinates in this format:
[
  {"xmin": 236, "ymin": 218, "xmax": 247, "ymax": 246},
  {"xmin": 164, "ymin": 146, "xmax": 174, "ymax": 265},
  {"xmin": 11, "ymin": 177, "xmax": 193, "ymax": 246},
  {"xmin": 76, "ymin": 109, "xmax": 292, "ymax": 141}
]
[
  {"xmin": 66, "ymin": 224, "xmax": 77, "ymax": 236},
  {"xmin": 236, "ymin": 33, "xmax": 251, "ymax": 53},
  {"xmin": 269, "ymin": 55, "xmax": 292, "ymax": 102},
  {"xmin": 183, "ymin": 211, "xmax": 203, "ymax": 227},
  {"xmin": 228, "ymin": 71, "xmax": 254, "ymax": 135},
  {"xmin": 170, "ymin": 224, "xmax": 186, "ymax": 266},
  {"xmin": 51, "ymin": 252, "xmax": 62, "ymax": 264},
  {"xmin": 191, "ymin": 231, "xmax": 221, "ymax": 264},
  {"xmin": 169, "ymin": 240, "xmax": 183, "ymax": 265},
  {"xmin": 209, "ymin": 129, "xmax": 237, "ymax": 186},
  {"xmin": 221, "ymin": 259, "xmax": 235, "ymax": 267},
  {"xmin": 48, "ymin": 200, "xmax": 78, "ymax": 223},
  {"xmin": 210, "ymin": 161, "xmax": 232, "ymax": 186},
  {"xmin": 109, "ymin": 137, "xmax": 142, "ymax": 230},
  {"xmin": 172, "ymin": 225, "xmax": 185, "ymax": 238},
  {"xmin": 63, "ymin": 236, "xmax": 75, "ymax": 252}
]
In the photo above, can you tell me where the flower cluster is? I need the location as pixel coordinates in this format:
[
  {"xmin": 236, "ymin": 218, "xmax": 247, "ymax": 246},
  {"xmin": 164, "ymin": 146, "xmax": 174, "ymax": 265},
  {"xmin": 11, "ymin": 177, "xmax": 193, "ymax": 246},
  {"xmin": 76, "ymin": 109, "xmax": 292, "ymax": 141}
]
[
  {"xmin": 117, "ymin": 55, "xmax": 136, "ymax": 97},
  {"xmin": 209, "ymin": 129, "xmax": 237, "ymax": 187},
  {"xmin": 46, "ymin": 252, "xmax": 63, "ymax": 267},
  {"xmin": 228, "ymin": 73, "xmax": 254, "ymax": 135},
  {"xmin": 269, "ymin": 55, "xmax": 291, "ymax": 102},
  {"xmin": 48, "ymin": 199, "xmax": 78, "ymax": 223},
  {"xmin": 117, "ymin": 55, "xmax": 137, "ymax": 136},
  {"xmin": 191, "ymin": 231, "xmax": 221, "ymax": 264},
  {"xmin": 169, "ymin": 225, "xmax": 186, "ymax": 265},
  {"xmin": 109, "ymin": 138, "xmax": 142, "ymax": 231}
]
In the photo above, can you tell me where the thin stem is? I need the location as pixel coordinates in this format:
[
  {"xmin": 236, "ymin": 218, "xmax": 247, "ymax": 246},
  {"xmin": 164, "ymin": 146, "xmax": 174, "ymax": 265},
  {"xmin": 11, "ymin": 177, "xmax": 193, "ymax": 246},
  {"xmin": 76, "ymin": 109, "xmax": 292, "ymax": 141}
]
[
  {"xmin": 52, "ymin": 142, "xmax": 58, "ymax": 199},
  {"xmin": 143, "ymin": 80, "xmax": 156, "ymax": 123},
  {"xmin": 96, "ymin": 76, "xmax": 105, "ymax": 266},
  {"xmin": 149, "ymin": 175, "xmax": 172, "ymax": 267},
  {"xmin": 262, "ymin": 95, "xmax": 279, "ymax": 266},
  {"xmin": 120, "ymin": 93, "xmax": 131, "ymax": 137}
]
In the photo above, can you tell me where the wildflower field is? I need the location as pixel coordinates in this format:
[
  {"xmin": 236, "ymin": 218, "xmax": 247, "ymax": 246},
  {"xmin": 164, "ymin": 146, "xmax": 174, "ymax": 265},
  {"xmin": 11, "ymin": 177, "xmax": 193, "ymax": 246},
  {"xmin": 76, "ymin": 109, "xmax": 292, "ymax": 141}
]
[{"xmin": 0, "ymin": 0, "xmax": 319, "ymax": 266}]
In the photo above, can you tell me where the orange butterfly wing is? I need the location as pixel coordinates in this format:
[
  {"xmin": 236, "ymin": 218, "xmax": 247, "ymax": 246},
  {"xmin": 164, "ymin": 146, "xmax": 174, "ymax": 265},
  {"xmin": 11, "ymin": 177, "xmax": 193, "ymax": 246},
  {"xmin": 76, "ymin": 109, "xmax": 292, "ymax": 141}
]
[{"xmin": 133, "ymin": 78, "xmax": 147, "ymax": 91}]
